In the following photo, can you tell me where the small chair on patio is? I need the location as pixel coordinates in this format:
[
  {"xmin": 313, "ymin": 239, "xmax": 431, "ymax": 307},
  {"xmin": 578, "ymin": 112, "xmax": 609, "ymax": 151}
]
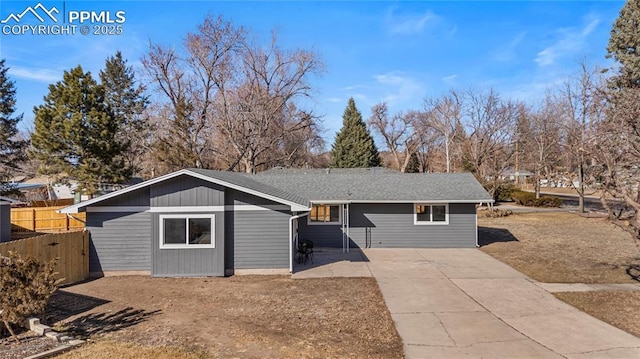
[{"xmin": 297, "ymin": 239, "xmax": 314, "ymax": 265}]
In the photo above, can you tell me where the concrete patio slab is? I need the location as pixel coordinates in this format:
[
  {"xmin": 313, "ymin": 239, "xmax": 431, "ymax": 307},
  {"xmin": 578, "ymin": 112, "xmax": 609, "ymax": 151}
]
[
  {"xmin": 403, "ymin": 338, "xmax": 563, "ymax": 359},
  {"xmin": 391, "ymin": 312, "xmax": 455, "ymax": 346},
  {"xmin": 538, "ymin": 282, "xmax": 640, "ymax": 293},
  {"xmin": 436, "ymin": 311, "xmax": 526, "ymax": 347},
  {"xmin": 367, "ymin": 260, "xmax": 446, "ymax": 279},
  {"xmin": 292, "ymin": 248, "xmax": 372, "ymax": 279},
  {"xmin": 565, "ymin": 347, "xmax": 640, "ymax": 359},
  {"xmin": 452, "ymin": 278, "xmax": 573, "ymax": 316},
  {"xmin": 381, "ymin": 279, "xmax": 484, "ymax": 314},
  {"xmin": 364, "ymin": 248, "xmax": 640, "ymax": 359},
  {"xmin": 292, "ymin": 247, "xmax": 640, "ymax": 358},
  {"xmin": 502, "ymin": 311, "xmax": 640, "ymax": 356},
  {"xmin": 415, "ymin": 248, "xmax": 526, "ymax": 279}
]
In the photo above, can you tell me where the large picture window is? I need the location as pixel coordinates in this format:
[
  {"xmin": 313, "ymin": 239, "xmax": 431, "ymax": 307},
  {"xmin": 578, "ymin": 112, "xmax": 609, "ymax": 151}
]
[
  {"xmin": 160, "ymin": 214, "xmax": 215, "ymax": 248},
  {"xmin": 414, "ymin": 204, "xmax": 448, "ymax": 225},
  {"xmin": 309, "ymin": 204, "xmax": 341, "ymax": 225}
]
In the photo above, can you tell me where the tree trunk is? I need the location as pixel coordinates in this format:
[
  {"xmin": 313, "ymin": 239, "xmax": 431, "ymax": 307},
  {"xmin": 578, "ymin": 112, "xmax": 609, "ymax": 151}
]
[
  {"xmin": 578, "ymin": 162, "xmax": 585, "ymax": 213},
  {"xmin": 445, "ymin": 139, "xmax": 450, "ymax": 173},
  {"xmin": 3, "ymin": 319, "xmax": 18, "ymax": 343}
]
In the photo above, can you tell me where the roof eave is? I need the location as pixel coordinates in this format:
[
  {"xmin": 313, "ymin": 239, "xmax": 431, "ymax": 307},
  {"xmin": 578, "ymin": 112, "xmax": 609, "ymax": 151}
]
[
  {"xmin": 58, "ymin": 169, "xmax": 310, "ymax": 214},
  {"xmin": 308, "ymin": 199, "xmax": 494, "ymax": 204}
]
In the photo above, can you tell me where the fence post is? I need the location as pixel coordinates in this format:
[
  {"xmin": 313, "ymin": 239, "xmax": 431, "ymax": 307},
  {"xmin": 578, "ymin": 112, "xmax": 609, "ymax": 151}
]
[{"xmin": 31, "ymin": 209, "xmax": 36, "ymax": 231}]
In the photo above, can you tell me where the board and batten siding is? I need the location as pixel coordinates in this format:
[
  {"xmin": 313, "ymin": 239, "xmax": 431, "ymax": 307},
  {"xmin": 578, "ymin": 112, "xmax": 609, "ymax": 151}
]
[
  {"xmin": 225, "ymin": 189, "xmax": 291, "ymax": 271},
  {"xmin": 150, "ymin": 175, "xmax": 224, "ymax": 207},
  {"xmin": 86, "ymin": 211, "xmax": 151, "ymax": 273},
  {"xmin": 298, "ymin": 203, "xmax": 477, "ymax": 248},
  {"xmin": 150, "ymin": 175, "xmax": 226, "ymax": 277}
]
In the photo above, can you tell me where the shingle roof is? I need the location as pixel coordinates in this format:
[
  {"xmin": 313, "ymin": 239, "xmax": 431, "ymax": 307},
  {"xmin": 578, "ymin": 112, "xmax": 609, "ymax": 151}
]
[
  {"xmin": 187, "ymin": 168, "xmax": 310, "ymax": 208},
  {"xmin": 60, "ymin": 168, "xmax": 492, "ymax": 214},
  {"xmin": 251, "ymin": 168, "xmax": 493, "ymax": 203}
]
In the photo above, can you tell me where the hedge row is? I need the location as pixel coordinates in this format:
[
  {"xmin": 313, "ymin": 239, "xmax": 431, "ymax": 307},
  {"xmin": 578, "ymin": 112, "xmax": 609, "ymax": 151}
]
[{"xmin": 511, "ymin": 191, "xmax": 562, "ymax": 207}]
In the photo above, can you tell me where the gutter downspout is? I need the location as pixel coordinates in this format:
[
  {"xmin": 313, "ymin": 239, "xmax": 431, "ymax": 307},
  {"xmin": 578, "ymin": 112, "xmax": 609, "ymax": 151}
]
[{"xmin": 289, "ymin": 211, "xmax": 310, "ymax": 273}]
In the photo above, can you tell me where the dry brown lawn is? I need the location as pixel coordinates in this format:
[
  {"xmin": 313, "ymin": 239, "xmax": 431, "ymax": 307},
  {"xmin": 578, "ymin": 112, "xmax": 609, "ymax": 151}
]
[
  {"xmin": 554, "ymin": 291, "xmax": 640, "ymax": 338},
  {"xmin": 44, "ymin": 276, "xmax": 402, "ymax": 359},
  {"xmin": 479, "ymin": 211, "xmax": 640, "ymax": 339},
  {"xmin": 479, "ymin": 212, "xmax": 640, "ymax": 283}
]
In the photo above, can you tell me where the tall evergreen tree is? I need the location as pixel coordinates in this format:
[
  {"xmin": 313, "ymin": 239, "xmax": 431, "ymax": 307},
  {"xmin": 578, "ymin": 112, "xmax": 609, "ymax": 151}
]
[
  {"xmin": 330, "ymin": 98, "xmax": 381, "ymax": 168},
  {"xmin": 31, "ymin": 66, "xmax": 132, "ymax": 196},
  {"xmin": 596, "ymin": 0, "xmax": 640, "ymax": 236},
  {"xmin": 607, "ymin": 0, "xmax": 640, "ymax": 88},
  {"xmin": 100, "ymin": 51, "xmax": 149, "ymax": 173},
  {"xmin": 0, "ymin": 60, "xmax": 27, "ymax": 194}
]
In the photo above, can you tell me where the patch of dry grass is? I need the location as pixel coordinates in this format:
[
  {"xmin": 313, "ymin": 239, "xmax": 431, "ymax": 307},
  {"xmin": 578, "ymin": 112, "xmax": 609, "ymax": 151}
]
[
  {"xmin": 479, "ymin": 212, "xmax": 640, "ymax": 283},
  {"xmin": 554, "ymin": 291, "xmax": 640, "ymax": 338},
  {"xmin": 57, "ymin": 340, "xmax": 209, "ymax": 359},
  {"xmin": 45, "ymin": 276, "xmax": 402, "ymax": 359}
]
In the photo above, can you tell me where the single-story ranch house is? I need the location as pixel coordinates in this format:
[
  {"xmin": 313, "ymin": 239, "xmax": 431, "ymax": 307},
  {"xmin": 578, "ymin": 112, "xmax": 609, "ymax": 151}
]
[{"xmin": 60, "ymin": 168, "xmax": 493, "ymax": 277}]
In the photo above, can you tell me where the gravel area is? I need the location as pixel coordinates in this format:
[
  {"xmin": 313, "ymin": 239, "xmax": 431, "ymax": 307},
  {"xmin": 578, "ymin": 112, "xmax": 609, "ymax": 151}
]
[{"xmin": 0, "ymin": 331, "xmax": 59, "ymax": 359}]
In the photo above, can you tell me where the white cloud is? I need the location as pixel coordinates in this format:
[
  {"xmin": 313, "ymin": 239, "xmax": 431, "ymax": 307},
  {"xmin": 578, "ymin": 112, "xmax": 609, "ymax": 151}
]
[
  {"xmin": 389, "ymin": 10, "xmax": 438, "ymax": 35},
  {"xmin": 8, "ymin": 66, "xmax": 60, "ymax": 83},
  {"xmin": 535, "ymin": 16, "xmax": 601, "ymax": 67},
  {"xmin": 373, "ymin": 72, "xmax": 424, "ymax": 106},
  {"xmin": 493, "ymin": 32, "xmax": 527, "ymax": 63},
  {"xmin": 442, "ymin": 74, "xmax": 457, "ymax": 82}
]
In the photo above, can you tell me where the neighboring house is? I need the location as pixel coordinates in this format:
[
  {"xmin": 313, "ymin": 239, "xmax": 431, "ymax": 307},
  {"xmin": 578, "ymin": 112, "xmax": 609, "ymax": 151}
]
[
  {"xmin": 59, "ymin": 168, "xmax": 492, "ymax": 277},
  {"xmin": 499, "ymin": 168, "xmax": 533, "ymax": 184},
  {"xmin": 0, "ymin": 195, "xmax": 26, "ymax": 207}
]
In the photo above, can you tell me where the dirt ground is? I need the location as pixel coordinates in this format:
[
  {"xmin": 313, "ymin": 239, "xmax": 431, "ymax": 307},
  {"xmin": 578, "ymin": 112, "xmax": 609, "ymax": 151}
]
[
  {"xmin": 479, "ymin": 212, "xmax": 640, "ymax": 283},
  {"xmin": 37, "ymin": 275, "xmax": 401, "ymax": 359},
  {"xmin": 479, "ymin": 211, "xmax": 640, "ymax": 339}
]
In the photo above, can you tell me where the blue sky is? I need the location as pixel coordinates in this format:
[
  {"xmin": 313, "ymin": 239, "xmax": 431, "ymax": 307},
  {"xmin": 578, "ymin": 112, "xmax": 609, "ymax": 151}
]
[{"xmin": 0, "ymin": 0, "xmax": 624, "ymax": 147}]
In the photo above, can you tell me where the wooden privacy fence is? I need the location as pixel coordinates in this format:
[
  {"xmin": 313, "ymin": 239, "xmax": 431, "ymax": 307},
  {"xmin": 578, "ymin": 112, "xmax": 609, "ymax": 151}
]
[
  {"xmin": 11, "ymin": 206, "xmax": 85, "ymax": 232},
  {"xmin": 0, "ymin": 231, "xmax": 89, "ymax": 285}
]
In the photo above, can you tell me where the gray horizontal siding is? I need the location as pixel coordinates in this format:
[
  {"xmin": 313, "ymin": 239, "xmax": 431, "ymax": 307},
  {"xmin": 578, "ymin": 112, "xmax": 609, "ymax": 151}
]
[
  {"xmin": 298, "ymin": 203, "xmax": 477, "ymax": 248},
  {"xmin": 297, "ymin": 221, "xmax": 344, "ymax": 247},
  {"xmin": 86, "ymin": 212, "xmax": 151, "ymax": 272},
  {"xmin": 230, "ymin": 210, "xmax": 290, "ymax": 269},
  {"xmin": 225, "ymin": 189, "xmax": 291, "ymax": 270},
  {"xmin": 151, "ymin": 175, "xmax": 224, "ymax": 207},
  {"xmin": 152, "ymin": 210, "xmax": 225, "ymax": 277}
]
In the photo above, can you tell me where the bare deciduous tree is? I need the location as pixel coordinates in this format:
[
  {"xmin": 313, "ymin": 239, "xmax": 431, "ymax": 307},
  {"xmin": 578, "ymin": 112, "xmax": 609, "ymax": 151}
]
[
  {"xmin": 368, "ymin": 103, "xmax": 420, "ymax": 172},
  {"xmin": 556, "ymin": 63, "xmax": 605, "ymax": 213},
  {"xmin": 143, "ymin": 15, "xmax": 323, "ymax": 174},
  {"xmin": 423, "ymin": 91, "xmax": 462, "ymax": 173},
  {"xmin": 459, "ymin": 88, "xmax": 518, "ymax": 191}
]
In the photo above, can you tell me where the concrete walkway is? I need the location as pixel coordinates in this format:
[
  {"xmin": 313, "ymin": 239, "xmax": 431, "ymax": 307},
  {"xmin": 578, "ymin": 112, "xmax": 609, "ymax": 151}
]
[{"xmin": 294, "ymin": 248, "xmax": 640, "ymax": 358}]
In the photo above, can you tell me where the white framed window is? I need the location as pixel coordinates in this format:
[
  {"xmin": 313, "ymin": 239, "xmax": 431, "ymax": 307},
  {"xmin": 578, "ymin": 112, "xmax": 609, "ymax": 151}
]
[
  {"xmin": 414, "ymin": 203, "xmax": 449, "ymax": 225},
  {"xmin": 308, "ymin": 204, "xmax": 342, "ymax": 225},
  {"xmin": 159, "ymin": 214, "xmax": 215, "ymax": 249}
]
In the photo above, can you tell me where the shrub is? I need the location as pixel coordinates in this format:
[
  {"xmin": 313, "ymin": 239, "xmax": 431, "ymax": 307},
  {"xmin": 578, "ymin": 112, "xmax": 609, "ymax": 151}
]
[
  {"xmin": 0, "ymin": 252, "xmax": 59, "ymax": 342},
  {"xmin": 511, "ymin": 191, "xmax": 562, "ymax": 207},
  {"xmin": 534, "ymin": 196, "xmax": 563, "ymax": 208},
  {"xmin": 494, "ymin": 183, "xmax": 517, "ymax": 202},
  {"xmin": 511, "ymin": 191, "xmax": 536, "ymax": 206},
  {"xmin": 484, "ymin": 208, "xmax": 513, "ymax": 218}
]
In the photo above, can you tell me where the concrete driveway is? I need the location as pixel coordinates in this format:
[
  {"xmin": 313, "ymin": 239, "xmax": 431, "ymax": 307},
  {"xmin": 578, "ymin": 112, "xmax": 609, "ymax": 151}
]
[{"xmin": 365, "ymin": 248, "xmax": 640, "ymax": 359}]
